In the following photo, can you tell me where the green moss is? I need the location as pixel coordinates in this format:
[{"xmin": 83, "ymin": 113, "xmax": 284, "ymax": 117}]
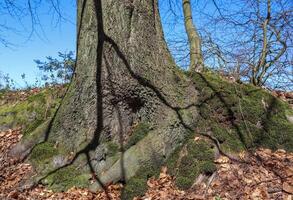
[
  {"xmin": 0, "ymin": 88, "xmax": 62, "ymax": 135},
  {"xmin": 166, "ymin": 140, "xmax": 216, "ymax": 190},
  {"xmin": 28, "ymin": 92, "xmax": 46, "ymax": 103},
  {"xmin": 24, "ymin": 118, "xmax": 46, "ymax": 135},
  {"xmin": 0, "ymin": 114, "xmax": 14, "ymax": 125},
  {"xmin": 43, "ymin": 166, "xmax": 90, "ymax": 191},
  {"xmin": 107, "ymin": 142, "xmax": 119, "ymax": 157},
  {"xmin": 122, "ymin": 176, "xmax": 148, "ymax": 200},
  {"xmin": 211, "ymin": 122, "xmax": 246, "ymax": 152},
  {"xmin": 0, "ymin": 91, "xmax": 4, "ymax": 98},
  {"xmin": 122, "ymin": 164, "xmax": 160, "ymax": 200},
  {"xmin": 192, "ymin": 71, "xmax": 293, "ymax": 152},
  {"xmin": 125, "ymin": 122, "xmax": 151, "ymax": 149},
  {"xmin": 30, "ymin": 142, "xmax": 58, "ymax": 165}
]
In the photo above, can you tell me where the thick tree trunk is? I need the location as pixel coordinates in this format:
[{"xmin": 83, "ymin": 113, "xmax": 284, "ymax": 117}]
[
  {"xmin": 182, "ymin": 0, "xmax": 204, "ymax": 72},
  {"xmin": 12, "ymin": 0, "xmax": 198, "ymax": 191}
]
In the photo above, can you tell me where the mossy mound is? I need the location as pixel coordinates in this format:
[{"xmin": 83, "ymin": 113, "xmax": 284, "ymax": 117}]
[
  {"xmin": 192, "ymin": 71, "xmax": 293, "ymax": 152},
  {"xmin": 166, "ymin": 139, "xmax": 216, "ymax": 189},
  {"xmin": 121, "ymin": 71, "xmax": 293, "ymax": 199},
  {"xmin": 30, "ymin": 142, "xmax": 59, "ymax": 165},
  {"xmin": 122, "ymin": 163, "xmax": 161, "ymax": 199},
  {"xmin": 0, "ymin": 87, "xmax": 64, "ymax": 135}
]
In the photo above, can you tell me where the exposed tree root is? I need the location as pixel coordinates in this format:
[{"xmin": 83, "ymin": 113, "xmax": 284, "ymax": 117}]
[{"xmin": 199, "ymin": 132, "xmax": 249, "ymax": 163}]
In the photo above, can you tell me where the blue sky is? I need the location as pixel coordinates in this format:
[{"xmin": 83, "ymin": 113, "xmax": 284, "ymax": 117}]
[
  {"xmin": 0, "ymin": 1, "xmax": 76, "ymax": 87},
  {"xmin": 0, "ymin": 0, "xmax": 216, "ymax": 87}
]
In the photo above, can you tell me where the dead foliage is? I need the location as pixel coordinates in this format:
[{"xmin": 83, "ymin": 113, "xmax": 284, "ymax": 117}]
[
  {"xmin": 0, "ymin": 128, "xmax": 292, "ymax": 200},
  {"xmin": 137, "ymin": 149, "xmax": 292, "ymax": 200}
]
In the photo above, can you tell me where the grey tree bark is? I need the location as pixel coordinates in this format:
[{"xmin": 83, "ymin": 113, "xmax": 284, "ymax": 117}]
[{"xmin": 12, "ymin": 0, "xmax": 198, "ymax": 190}]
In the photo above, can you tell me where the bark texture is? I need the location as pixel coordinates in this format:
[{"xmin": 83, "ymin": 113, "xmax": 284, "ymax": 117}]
[
  {"xmin": 16, "ymin": 0, "xmax": 198, "ymax": 189},
  {"xmin": 182, "ymin": 0, "xmax": 204, "ymax": 72}
]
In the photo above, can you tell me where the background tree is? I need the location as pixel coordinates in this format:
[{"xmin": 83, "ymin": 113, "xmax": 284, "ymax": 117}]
[
  {"xmin": 198, "ymin": 0, "xmax": 292, "ymax": 89},
  {"xmin": 182, "ymin": 0, "xmax": 204, "ymax": 72},
  {"xmin": 161, "ymin": 0, "xmax": 292, "ymax": 90},
  {"xmin": 0, "ymin": 71, "xmax": 15, "ymax": 90},
  {"xmin": 35, "ymin": 51, "xmax": 75, "ymax": 85}
]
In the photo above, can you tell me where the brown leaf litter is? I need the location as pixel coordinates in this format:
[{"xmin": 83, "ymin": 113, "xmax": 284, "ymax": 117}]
[{"xmin": 0, "ymin": 128, "xmax": 292, "ymax": 199}]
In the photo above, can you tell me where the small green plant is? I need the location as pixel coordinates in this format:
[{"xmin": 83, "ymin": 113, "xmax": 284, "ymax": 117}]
[{"xmin": 215, "ymin": 196, "xmax": 222, "ymax": 200}]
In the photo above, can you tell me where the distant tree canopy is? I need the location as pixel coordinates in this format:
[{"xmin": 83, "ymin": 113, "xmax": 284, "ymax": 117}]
[
  {"xmin": 1, "ymin": 0, "xmax": 292, "ymax": 90},
  {"xmin": 162, "ymin": 0, "xmax": 293, "ymax": 90},
  {"xmin": 0, "ymin": 71, "xmax": 15, "ymax": 90},
  {"xmin": 34, "ymin": 51, "xmax": 75, "ymax": 84}
]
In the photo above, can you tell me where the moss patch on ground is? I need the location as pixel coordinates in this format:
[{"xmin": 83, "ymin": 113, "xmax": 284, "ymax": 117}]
[
  {"xmin": 42, "ymin": 165, "xmax": 90, "ymax": 192},
  {"xmin": 166, "ymin": 139, "xmax": 216, "ymax": 190},
  {"xmin": 121, "ymin": 163, "xmax": 161, "ymax": 200},
  {"xmin": 191, "ymin": 71, "xmax": 293, "ymax": 152},
  {"xmin": 0, "ymin": 88, "xmax": 63, "ymax": 135},
  {"xmin": 29, "ymin": 142, "xmax": 58, "ymax": 165}
]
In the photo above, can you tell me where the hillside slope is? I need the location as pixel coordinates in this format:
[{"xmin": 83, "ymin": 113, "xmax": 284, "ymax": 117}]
[{"xmin": 0, "ymin": 72, "xmax": 292, "ymax": 199}]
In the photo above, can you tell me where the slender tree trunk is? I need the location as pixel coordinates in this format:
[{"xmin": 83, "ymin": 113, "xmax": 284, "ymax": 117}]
[
  {"xmin": 13, "ymin": 0, "xmax": 198, "ymax": 190},
  {"xmin": 251, "ymin": 0, "xmax": 271, "ymax": 86},
  {"xmin": 182, "ymin": 0, "xmax": 204, "ymax": 72}
]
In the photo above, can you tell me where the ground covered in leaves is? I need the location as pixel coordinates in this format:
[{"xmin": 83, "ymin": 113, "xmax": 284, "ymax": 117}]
[{"xmin": 1, "ymin": 128, "xmax": 292, "ymax": 200}]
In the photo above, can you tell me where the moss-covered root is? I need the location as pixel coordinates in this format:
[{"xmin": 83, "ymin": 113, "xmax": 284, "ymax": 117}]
[
  {"xmin": 9, "ymin": 120, "xmax": 52, "ymax": 160},
  {"xmin": 121, "ymin": 164, "xmax": 160, "ymax": 200},
  {"xmin": 121, "ymin": 139, "xmax": 216, "ymax": 200},
  {"xmin": 166, "ymin": 140, "xmax": 216, "ymax": 190},
  {"xmin": 41, "ymin": 166, "xmax": 91, "ymax": 192},
  {"xmin": 125, "ymin": 122, "xmax": 151, "ymax": 149},
  {"xmin": 22, "ymin": 141, "xmax": 91, "ymax": 192}
]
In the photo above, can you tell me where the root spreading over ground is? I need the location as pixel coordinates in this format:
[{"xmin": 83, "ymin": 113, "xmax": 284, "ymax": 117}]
[{"xmin": 1, "ymin": 128, "xmax": 292, "ymax": 200}]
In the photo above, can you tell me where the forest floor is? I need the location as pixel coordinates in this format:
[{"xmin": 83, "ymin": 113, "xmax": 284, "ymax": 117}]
[
  {"xmin": 0, "ymin": 86, "xmax": 293, "ymax": 199},
  {"xmin": 0, "ymin": 127, "xmax": 292, "ymax": 200}
]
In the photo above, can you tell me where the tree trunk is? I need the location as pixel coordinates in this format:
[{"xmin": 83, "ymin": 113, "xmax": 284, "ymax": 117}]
[
  {"xmin": 13, "ymin": 0, "xmax": 198, "ymax": 190},
  {"xmin": 182, "ymin": 0, "xmax": 204, "ymax": 72},
  {"xmin": 251, "ymin": 0, "xmax": 271, "ymax": 86}
]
